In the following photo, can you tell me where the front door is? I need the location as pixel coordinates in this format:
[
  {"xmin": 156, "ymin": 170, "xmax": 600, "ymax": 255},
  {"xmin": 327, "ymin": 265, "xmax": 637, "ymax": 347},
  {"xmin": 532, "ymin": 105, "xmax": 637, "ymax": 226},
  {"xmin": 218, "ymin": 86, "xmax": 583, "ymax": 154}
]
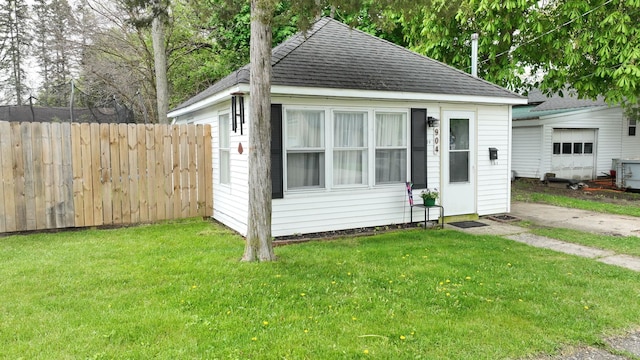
[{"xmin": 442, "ymin": 111, "xmax": 475, "ymax": 215}]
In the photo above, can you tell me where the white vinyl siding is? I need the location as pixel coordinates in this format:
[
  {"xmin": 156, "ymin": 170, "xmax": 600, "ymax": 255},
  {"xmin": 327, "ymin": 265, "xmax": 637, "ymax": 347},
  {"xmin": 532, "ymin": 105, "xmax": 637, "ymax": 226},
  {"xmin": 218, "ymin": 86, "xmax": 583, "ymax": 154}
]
[
  {"xmin": 476, "ymin": 105, "xmax": 511, "ymax": 215},
  {"xmin": 622, "ymin": 113, "xmax": 640, "ymax": 158},
  {"xmin": 512, "ymin": 126, "xmax": 543, "ymax": 179}
]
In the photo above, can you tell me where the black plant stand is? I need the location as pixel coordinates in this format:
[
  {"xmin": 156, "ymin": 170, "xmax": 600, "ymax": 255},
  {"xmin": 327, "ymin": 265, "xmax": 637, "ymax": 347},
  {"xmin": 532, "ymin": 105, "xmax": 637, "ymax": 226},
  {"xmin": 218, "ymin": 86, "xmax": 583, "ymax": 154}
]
[{"xmin": 410, "ymin": 204, "xmax": 444, "ymax": 229}]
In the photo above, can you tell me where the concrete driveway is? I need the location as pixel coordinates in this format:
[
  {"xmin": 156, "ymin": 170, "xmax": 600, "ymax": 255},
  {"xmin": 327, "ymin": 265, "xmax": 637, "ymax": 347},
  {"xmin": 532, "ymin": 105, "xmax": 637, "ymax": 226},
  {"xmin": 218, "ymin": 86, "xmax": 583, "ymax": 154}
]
[
  {"xmin": 445, "ymin": 201, "xmax": 640, "ymax": 272},
  {"xmin": 510, "ymin": 202, "xmax": 640, "ymax": 238}
]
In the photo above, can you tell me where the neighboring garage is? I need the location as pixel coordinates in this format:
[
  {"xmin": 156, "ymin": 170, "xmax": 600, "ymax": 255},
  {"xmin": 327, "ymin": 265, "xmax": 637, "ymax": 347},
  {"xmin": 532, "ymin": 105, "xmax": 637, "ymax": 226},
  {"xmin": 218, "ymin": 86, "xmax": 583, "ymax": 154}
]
[{"xmin": 512, "ymin": 89, "xmax": 639, "ymax": 181}]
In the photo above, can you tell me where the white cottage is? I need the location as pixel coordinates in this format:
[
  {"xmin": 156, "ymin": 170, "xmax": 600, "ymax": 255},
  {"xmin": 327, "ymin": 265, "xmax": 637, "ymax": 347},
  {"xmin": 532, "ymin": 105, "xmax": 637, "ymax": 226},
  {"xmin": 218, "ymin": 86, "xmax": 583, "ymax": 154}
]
[
  {"xmin": 512, "ymin": 89, "xmax": 640, "ymax": 180},
  {"xmin": 168, "ymin": 18, "xmax": 526, "ymax": 237}
]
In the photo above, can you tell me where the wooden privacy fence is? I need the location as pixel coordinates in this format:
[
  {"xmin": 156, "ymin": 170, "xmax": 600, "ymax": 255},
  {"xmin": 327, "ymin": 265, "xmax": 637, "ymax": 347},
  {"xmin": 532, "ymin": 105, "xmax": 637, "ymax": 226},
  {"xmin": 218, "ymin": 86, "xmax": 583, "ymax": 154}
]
[{"xmin": 0, "ymin": 121, "xmax": 212, "ymax": 233}]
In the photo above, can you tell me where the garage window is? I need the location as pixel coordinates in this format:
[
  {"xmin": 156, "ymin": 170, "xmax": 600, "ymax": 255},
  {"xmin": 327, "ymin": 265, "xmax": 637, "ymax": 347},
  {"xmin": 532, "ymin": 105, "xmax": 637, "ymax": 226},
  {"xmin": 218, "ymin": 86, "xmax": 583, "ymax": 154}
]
[
  {"xmin": 584, "ymin": 142, "xmax": 593, "ymax": 154},
  {"xmin": 573, "ymin": 143, "xmax": 583, "ymax": 154},
  {"xmin": 552, "ymin": 143, "xmax": 561, "ymax": 154},
  {"xmin": 562, "ymin": 143, "xmax": 572, "ymax": 154}
]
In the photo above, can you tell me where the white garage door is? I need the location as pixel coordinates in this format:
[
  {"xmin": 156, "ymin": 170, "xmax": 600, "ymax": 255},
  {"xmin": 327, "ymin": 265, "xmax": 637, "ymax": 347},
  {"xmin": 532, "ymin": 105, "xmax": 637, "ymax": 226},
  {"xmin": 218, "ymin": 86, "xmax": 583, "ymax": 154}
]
[{"xmin": 551, "ymin": 128, "xmax": 596, "ymax": 180}]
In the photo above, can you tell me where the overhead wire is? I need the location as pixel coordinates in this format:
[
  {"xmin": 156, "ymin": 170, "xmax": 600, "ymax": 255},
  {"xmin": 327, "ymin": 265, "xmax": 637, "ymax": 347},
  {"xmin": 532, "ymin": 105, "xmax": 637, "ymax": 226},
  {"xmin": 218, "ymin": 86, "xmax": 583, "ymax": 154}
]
[{"xmin": 477, "ymin": 0, "xmax": 616, "ymax": 65}]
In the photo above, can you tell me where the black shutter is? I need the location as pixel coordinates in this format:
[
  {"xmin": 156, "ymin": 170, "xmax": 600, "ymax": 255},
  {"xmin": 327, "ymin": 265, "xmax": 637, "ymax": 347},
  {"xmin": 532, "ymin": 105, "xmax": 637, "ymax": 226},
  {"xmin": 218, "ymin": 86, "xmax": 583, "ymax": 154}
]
[
  {"xmin": 411, "ymin": 108, "xmax": 427, "ymax": 189},
  {"xmin": 271, "ymin": 104, "xmax": 284, "ymax": 199}
]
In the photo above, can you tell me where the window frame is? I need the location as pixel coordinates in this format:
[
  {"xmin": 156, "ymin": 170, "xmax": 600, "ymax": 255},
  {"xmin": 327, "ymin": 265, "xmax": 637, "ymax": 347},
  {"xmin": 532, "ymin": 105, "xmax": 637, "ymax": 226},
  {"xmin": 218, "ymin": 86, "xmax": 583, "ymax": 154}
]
[
  {"xmin": 374, "ymin": 111, "xmax": 409, "ymax": 186},
  {"xmin": 573, "ymin": 142, "xmax": 583, "ymax": 154},
  {"xmin": 218, "ymin": 112, "xmax": 231, "ymax": 185},
  {"xmin": 584, "ymin": 142, "xmax": 594, "ymax": 154},
  {"xmin": 332, "ymin": 110, "xmax": 369, "ymax": 187},
  {"xmin": 284, "ymin": 108, "xmax": 327, "ymax": 191},
  {"xmin": 281, "ymin": 106, "xmax": 411, "ymax": 194}
]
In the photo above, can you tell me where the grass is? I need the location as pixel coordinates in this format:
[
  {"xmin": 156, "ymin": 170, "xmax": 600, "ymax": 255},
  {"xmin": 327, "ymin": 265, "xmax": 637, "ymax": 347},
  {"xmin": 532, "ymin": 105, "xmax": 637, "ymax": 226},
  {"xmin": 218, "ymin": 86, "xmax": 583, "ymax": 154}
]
[
  {"xmin": 2, "ymin": 219, "xmax": 640, "ymax": 359},
  {"xmin": 512, "ymin": 191, "xmax": 640, "ymax": 217},
  {"xmin": 525, "ymin": 226, "xmax": 640, "ymax": 257}
]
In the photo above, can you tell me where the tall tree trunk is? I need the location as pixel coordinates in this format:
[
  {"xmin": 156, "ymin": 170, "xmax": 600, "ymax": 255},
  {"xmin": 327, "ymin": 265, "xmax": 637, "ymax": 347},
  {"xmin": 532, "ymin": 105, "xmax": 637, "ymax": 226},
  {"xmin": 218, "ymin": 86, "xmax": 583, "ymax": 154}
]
[
  {"xmin": 8, "ymin": 1, "xmax": 23, "ymax": 106},
  {"xmin": 242, "ymin": 0, "xmax": 275, "ymax": 262},
  {"xmin": 151, "ymin": 9, "xmax": 169, "ymax": 124}
]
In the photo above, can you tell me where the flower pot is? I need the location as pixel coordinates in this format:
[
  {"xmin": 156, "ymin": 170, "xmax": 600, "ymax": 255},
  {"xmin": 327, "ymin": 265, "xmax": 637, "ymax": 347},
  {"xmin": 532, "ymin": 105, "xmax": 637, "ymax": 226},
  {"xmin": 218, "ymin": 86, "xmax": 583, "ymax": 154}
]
[{"xmin": 424, "ymin": 198, "xmax": 436, "ymax": 206}]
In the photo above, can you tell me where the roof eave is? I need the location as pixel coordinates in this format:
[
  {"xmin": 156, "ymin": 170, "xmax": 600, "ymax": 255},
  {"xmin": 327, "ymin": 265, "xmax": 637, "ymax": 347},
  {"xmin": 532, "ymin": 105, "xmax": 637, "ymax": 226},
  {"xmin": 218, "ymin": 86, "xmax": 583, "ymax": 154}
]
[
  {"xmin": 271, "ymin": 85, "xmax": 527, "ymax": 105},
  {"xmin": 169, "ymin": 84, "xmax": 527, "ymax": 118},
  {"xmin": 168, "ymin": 84, "xmax": 250, "ymax": 118}
]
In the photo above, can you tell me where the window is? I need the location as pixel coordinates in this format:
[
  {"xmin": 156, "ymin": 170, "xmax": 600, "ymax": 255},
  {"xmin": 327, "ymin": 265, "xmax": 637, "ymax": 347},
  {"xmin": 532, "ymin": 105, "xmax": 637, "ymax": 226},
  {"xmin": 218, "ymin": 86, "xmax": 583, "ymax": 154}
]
[
  {"xmin": 573, "ymin": 143, "xmax": 583, "ymax": 154},
  {"xmin": 629, "ymin": 118, "xmax": 637, "ymax": 136},
  {"xmin": 562, "ymin": 142, "xmax": 572, "ymax": 154},
  {"xmin": 219, "ymin": 113, "xmax": 230, "ymax": 185},
  {"xmin": 333, "ymin": 111, "xmax": 368, "ymax": 186},
  {"xmin": 584, "ymin": 142, "xmax": 593, "ymax": 154},
  {"xmin": 375, "ymin": 112, "xmax": 407, "ymax": 184},
  {"xmin": 286, "ymin": 110, "xmax": 325, "ymax": 189},
  {"xmin": 553, "ymin": 142, "xmax": 561, "ymax": 154},
  {"xmin": 449, "ymin": 118, "xmax": 470, "ymax": 183}
]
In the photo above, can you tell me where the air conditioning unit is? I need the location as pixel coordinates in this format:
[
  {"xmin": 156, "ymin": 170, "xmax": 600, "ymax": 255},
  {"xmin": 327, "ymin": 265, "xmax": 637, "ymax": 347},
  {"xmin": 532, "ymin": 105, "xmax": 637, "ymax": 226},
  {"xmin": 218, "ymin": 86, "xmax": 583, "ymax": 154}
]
[{"xmin": 613, "ymin": 158, "xmax": 640, "ymax": 190}]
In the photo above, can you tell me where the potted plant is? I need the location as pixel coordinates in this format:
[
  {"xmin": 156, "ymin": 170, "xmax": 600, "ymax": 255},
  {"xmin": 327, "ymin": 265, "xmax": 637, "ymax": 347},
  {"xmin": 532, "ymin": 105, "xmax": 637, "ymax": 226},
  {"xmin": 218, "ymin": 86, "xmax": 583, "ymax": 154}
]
[{"xmin": 420, "ymin": 188, "xmax": 439, "ymax": 206}]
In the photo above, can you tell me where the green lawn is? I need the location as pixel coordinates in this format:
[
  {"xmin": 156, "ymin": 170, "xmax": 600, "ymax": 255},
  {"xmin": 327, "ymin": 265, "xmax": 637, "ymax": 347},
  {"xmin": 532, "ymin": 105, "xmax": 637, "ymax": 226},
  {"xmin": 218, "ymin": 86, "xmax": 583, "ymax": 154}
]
[{"xmin": 1, "ymin": 219, "xmax": 640, "ymax": 359}]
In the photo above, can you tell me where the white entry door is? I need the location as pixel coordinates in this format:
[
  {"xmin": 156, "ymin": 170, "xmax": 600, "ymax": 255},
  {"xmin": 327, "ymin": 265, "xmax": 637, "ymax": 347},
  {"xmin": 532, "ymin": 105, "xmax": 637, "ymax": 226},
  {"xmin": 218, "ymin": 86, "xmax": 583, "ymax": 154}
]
[{"xmin": 442, "ymin": 111, "xmax": 476, "ymax": 215}]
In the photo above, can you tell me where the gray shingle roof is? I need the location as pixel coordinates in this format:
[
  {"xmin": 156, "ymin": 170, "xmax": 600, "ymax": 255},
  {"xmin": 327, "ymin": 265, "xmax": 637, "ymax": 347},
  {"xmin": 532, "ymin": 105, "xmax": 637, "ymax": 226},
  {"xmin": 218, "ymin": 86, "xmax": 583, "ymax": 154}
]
[
  {"xmin": 173, "ymin": 17, "xmax": 522, "ymax": 112},
  {"xmin": 513, "ymin": 89, "xmax": 610, "ymax": 120},
  {"xmin": 526, "ymin": 88, "xmax": 607, "ymax": 111}
]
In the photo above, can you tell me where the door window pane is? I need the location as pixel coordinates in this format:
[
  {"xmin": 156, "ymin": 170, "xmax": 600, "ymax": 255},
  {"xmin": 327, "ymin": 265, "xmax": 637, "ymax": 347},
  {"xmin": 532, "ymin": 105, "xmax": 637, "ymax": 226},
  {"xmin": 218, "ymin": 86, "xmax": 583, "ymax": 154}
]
[
  {"xmin": 449, "ymin": 119, "xmax": 469, "ymax": 150},
  {"xmin": 562, "ymin": 143, "xmax": 572, "ymax": 154},
  {"xmin": 449, "ymin": 152, "xmax": 469, "ymax": 183},
  {"xmin": 449, "ymin": 118, "xmax": 470, "ymax": 183},
  {"xmin": 553, "ymin": 142, "xmax": 561, "ymax": 154}
]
